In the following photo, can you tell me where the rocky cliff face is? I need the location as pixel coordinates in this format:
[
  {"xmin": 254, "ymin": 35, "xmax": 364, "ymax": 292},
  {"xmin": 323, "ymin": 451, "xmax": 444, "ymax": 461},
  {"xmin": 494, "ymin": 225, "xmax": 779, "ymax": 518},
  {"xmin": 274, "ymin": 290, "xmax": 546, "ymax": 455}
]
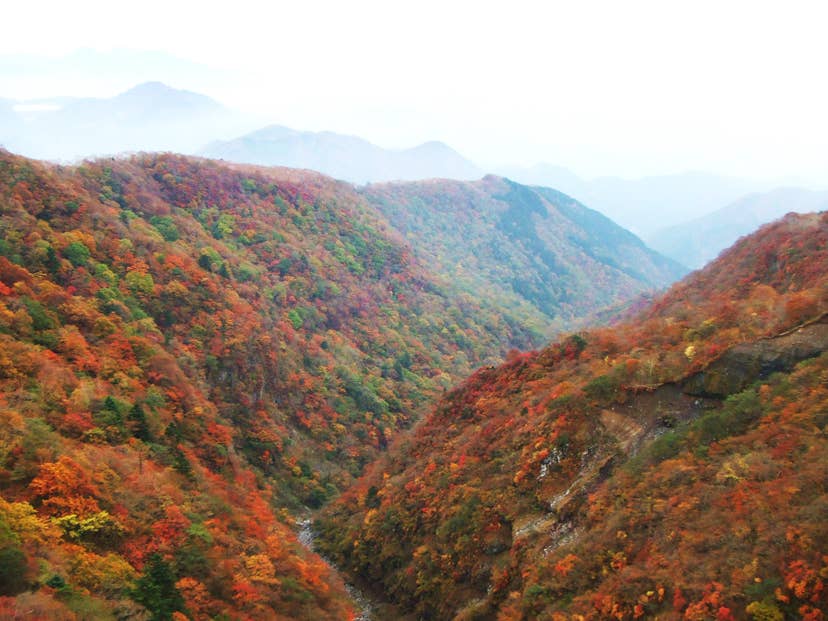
[{"xmin": 684, "ymin": 315, "xmax": 828, "ymax": 397}]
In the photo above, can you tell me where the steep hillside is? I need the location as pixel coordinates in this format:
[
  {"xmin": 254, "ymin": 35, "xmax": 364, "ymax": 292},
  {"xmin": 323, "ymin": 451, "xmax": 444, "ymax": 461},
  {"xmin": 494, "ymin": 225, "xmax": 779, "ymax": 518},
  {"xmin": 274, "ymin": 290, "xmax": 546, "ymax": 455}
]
[
  {"xmin": 362, "ymin": 177, "xmax": 685, "ymax": 337},
  {"xmin": 201, "ymin": 125, "xmax": 483, "ymax": 184},
  {"xmin": 0, "ymin": 149, "xmax": 545, "ymax": 498},
  {"xmin": 647, "ymin": 188, "xmax": 828, "ymax": 268},
  {"xmin": 0, "ymin": 149, "xmax": 543, "ymax": 618},
  {"xmin": 316, "ymin": 212, "xmax": 828, "ymax": 620}
]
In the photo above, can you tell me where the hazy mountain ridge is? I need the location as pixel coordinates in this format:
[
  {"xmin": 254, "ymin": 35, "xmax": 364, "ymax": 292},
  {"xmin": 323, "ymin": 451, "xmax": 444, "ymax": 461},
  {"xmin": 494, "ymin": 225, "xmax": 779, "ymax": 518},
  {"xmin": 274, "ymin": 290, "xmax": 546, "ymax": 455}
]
[
  {"xmin": 317, "ymin": 211, "xmax": 828, "ymax": 620},
  {"xmin": 362, "ymin": 176, "xmax": 685, "ymax": 338},
  {"xmin": 646, "ymin": 187, "xmax": 828, "ymax": 268},
  {"xmin": 498, "ymin": 165, "xmax": 784, "ymax": 237},
  {"xmin": 201, "ymin": 125, "xmax": 483, "ymax": 184},
  {"xmin": 3, "ymin": 77, "xmax": 821, "ymax": 256},
  {"xmin": 0, "ymin": 82, "xmax": 257, "ymax": 161}
]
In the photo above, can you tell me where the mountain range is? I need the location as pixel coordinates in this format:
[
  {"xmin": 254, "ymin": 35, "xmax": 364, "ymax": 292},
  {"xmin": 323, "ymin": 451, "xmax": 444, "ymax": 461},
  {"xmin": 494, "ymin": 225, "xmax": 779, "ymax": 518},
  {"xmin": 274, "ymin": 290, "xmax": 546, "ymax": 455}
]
[
  {"xmin": 0, "ymin": 149, "xmax": 683, "ymax": 619},
  {"xmin": 201, "ymin": 125, "xmax": 483, "ymax": 184},
  {"xmin": 0, "ymin": 82, "xmax": 256, "ymax": 161},
  {"xmin": 1, "ymin": 68, "xmax": 827, "ymax": 621},
  {"xmin": 3, "ymin": 79, "xmax": 826, "ymax": 269},
  {"xmin": 497, "ymin": 164, "xmax": 783, "ymax": 238},
  {"xmin": 362, "ymin": 176, "xmax": 684, "ymax": 336}
]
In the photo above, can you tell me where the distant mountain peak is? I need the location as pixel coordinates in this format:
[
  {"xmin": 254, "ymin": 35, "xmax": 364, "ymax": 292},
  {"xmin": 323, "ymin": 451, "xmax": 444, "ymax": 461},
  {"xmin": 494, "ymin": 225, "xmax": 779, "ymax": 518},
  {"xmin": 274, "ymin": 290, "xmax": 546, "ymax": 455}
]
[
  {"xmin": 119, "ymin": 80, "xmax": 178, "ymax": 96},
  {"xmin": 130, "ymin": 79, "xmax": 169, "ymax": 90},
  {"xmin": 646, "ymin": 186, "xmax": 828, "ymax": 268},
  {"xmin": 115, "ymin": 81, "xmax": 220, "ymax": 106},
  {"xmin": 201, "ymin": 125, "xmax": 483, "ymax": 183},
  {"xmin": 1, "ymin": 81, "xmax": 252, "ymax": 161},
  {"xmin": 249, "ymin": 124, "xmax": 303, "ymax": 139},
  {"xmin": 90, "ymin": 81, "xmax": 226, "ymax": 126},
  {"xmin": 411, "ymin": 140, "xmax": 451, "ymax": 151}
]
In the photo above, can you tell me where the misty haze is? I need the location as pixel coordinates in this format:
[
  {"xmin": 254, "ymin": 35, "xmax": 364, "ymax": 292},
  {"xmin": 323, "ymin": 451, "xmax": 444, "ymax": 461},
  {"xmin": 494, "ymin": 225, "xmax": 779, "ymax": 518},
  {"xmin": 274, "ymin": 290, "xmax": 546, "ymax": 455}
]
[{"xmin": 1, "ymin": 2, "xmax": 826, "ymax": 620}]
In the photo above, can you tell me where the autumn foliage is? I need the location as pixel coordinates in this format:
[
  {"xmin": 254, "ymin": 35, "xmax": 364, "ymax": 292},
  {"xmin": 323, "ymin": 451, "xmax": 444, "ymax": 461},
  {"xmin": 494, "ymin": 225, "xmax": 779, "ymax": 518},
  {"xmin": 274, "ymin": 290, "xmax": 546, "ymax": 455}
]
[
  {"xmin": 317, "ymin": 211, "xmax": 828, "ymax": 619},
  {"xmin": 0, "ymin": 149, "xmax": 546, "ymax": 618},
  {"xmin": 1, "ymin": 146, "xmax": 826, "ymax": 619}
]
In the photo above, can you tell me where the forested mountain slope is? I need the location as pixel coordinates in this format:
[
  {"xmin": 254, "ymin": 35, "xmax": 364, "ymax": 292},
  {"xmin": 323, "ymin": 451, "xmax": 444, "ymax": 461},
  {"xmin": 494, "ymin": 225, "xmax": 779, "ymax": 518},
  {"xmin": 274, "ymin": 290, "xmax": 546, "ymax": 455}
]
[
  {"xmin": 0, "ymin": 150, "xmax": 542, "ymax": 618},
  {"xmin": 317, "ymin": 212, "xmax": 828, "ymax": 620},
  {"xmin": 362, "ymin": 177, "xmax": 685, "ymax": 337}
]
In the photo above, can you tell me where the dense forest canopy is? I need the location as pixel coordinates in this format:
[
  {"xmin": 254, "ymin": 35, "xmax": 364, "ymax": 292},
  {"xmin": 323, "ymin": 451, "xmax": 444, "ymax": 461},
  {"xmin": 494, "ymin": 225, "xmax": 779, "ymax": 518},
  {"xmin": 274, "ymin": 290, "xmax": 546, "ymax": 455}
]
[
  {"xmin": 0, "ymin": 148, "xmax": 824, "ymax": 620},
  {"xmin": 0, "ymin": 150, "xmax": 547, "ymax": 618}
]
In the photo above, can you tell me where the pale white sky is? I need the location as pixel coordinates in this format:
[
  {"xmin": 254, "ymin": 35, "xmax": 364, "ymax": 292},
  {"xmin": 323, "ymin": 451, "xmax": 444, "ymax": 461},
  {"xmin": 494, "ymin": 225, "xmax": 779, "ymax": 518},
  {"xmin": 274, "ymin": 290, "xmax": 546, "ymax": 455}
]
[{"xmin": 2, "ymin": 0, "xmax": 827, "ymax": 183}]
